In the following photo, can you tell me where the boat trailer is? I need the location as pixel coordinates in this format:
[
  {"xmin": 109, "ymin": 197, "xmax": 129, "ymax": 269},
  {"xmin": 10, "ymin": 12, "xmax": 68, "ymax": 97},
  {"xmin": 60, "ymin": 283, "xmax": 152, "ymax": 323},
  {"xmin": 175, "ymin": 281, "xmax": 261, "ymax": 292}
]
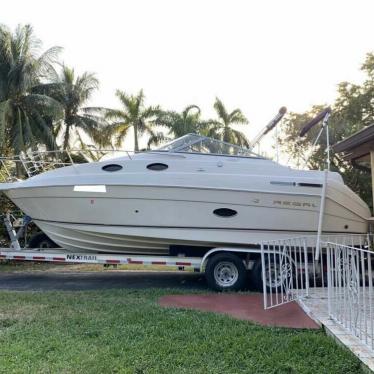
[
  {"xmin": 0, "ymin": 212, "xmax": 264, "ymax": 291},
  {"xmin": 1, "ymin": 211, "xmax": 369, "ymax": 297}
]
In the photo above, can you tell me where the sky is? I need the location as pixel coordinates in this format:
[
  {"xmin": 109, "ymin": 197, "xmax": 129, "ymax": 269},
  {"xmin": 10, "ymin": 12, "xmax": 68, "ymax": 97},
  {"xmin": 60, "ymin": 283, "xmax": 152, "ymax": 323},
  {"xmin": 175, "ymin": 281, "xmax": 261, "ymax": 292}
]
[{"xmin": 2, "ymin": 0, "xmax": 374, "ymax": 154}]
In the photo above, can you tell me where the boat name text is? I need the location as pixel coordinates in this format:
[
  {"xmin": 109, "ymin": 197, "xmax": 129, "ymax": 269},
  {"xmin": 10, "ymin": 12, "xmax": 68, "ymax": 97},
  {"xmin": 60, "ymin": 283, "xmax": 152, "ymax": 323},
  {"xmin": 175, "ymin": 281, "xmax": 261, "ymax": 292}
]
[{"xmin": 273, "ymin": 200, "xmax": 317, "ymax": 208}]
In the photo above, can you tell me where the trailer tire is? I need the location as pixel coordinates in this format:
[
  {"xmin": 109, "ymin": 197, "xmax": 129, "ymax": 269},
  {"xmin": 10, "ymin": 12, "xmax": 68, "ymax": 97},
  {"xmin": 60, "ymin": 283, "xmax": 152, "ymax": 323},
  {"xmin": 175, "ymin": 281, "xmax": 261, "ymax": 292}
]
[
  {"xmin": 251, "ymin": 259, "xmax": 265, "ymax": 291},
  {"xmin": 28, "ymin": 232, "xmax": 58, "ymax": 249},
  {"xmin": 251, "ymin": 257, "xmax": 295, "ymax": 292},
  {"xmin": 205, "ymin": 253, "xmax": 247, "ymax": 291}
]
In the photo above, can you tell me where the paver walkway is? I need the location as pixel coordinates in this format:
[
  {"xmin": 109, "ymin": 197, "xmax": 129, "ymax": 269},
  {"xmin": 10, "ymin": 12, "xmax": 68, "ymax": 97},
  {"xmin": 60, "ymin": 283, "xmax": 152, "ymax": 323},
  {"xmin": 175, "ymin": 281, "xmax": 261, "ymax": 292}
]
[
  {"xmin": 159, "ymin": 294, "xmax": 320, "ymax": 329},
  {"xmin": 299, "ymin": 288, "xmax": 374, "ymax": 372}
]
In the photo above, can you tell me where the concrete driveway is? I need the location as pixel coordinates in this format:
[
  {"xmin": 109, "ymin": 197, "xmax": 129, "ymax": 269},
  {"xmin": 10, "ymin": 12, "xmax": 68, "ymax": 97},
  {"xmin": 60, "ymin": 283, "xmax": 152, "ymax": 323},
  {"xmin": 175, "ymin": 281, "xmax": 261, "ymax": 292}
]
[{"xmin": 0, "ymin": 271, "xmax": 208, "ymax": 291}]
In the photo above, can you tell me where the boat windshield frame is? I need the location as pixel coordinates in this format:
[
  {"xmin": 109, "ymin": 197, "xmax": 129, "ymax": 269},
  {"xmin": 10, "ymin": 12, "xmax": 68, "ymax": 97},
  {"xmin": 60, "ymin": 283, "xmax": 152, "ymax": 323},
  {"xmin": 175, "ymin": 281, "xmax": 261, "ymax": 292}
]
[{"xmin": 155, "ymin": 134, "xmax": 264, "ymax": 159}]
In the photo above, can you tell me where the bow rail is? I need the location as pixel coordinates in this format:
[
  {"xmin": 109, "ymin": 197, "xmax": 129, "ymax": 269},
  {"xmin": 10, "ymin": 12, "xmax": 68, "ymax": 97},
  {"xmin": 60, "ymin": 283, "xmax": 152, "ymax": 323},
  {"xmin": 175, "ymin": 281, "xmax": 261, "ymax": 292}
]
[{"xmin": 0, "ymin": 149, "xmax": 133, "ymax": 182}]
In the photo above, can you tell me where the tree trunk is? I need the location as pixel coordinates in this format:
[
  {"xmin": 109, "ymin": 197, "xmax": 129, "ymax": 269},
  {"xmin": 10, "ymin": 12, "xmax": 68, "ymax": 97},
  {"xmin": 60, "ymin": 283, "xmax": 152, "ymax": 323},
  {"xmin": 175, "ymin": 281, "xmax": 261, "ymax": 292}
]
[
  {"xmin": 16, "ymin": 161, "xmax": 25, "ymax": 179},
  {"xmin": 223, "ymin": 126, "xmax": 230, "ymax": 143},
  {"xmin": 134, "ymin": 123, "xmax": 139, "ymax": 151},
  {"xmin": 63, "ymin": 124, "xmax": 71, "ymax": 150}
]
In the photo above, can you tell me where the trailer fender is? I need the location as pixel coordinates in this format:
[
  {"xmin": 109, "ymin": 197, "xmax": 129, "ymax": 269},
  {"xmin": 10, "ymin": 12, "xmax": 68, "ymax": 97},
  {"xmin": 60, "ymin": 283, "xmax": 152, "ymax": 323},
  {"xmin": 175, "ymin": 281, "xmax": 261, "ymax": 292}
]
[{"xmin": 200, "ymin": 247, "xmax": 260, "ymax": 273}]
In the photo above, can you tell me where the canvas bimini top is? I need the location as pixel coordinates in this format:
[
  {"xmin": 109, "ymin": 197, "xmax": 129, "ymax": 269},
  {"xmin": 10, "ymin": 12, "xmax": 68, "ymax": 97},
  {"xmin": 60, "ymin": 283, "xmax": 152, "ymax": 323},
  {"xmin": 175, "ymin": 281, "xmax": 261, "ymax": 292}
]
[{"xmin": 156, "ymin": 133, "xmax": 263, "ymax": 158}]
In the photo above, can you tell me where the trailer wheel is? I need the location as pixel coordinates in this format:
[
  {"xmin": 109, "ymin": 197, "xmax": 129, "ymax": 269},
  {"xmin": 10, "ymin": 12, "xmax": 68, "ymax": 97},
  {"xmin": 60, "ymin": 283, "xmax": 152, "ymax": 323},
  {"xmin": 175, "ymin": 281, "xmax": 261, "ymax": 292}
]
[
  {"xmin": 28, "ymin": 232, "xmax": 58, "ymax": 249},
  {"xmin": 251, "ymin": 257, "xmax": 294, "ymax": 292},
  {"xmin": 205, "ymin": 253, "xmax": 247, "ymax": 291}
]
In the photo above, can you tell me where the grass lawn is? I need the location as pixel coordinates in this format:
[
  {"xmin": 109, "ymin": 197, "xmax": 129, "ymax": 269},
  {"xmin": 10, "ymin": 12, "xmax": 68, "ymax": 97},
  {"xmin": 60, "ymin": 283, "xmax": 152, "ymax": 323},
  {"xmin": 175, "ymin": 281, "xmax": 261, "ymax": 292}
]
[{"xmin": 0, "ymin": 287, "xmax": 364, "ymax": 373}]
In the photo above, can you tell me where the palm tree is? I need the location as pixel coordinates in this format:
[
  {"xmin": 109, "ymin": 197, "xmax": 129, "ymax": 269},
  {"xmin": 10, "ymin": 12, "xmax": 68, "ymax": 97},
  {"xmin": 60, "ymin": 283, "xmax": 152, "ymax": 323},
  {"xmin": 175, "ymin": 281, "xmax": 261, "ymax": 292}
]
[
  {"xmin": 0, "ymin": 24, "xmax": 63, "ymax": 154},
  {"xmin": 157, "ymin": 105, "xmax": 212, "ymax": 138},
  {"xmin": 207, "ymin": 97, "xmax": 249, "ymax": 147},
  {"xmin": 73, "ymin": 132, "xmax": 109, "ymax": 162},
  {"xmin": 39, "ymin": 65, "xmax": 108, "ymax": 150},
  {"xmin": 104, "ymin": 89, "xmax": 162, "ymax": 151}
]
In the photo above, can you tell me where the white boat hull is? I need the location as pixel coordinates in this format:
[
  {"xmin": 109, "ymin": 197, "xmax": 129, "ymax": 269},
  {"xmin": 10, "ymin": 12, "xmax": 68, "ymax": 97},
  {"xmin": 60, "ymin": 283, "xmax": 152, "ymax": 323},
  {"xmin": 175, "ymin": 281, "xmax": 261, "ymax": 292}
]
[
  {"xmin": 4, "ymin": 183, "xmax": 369, "ymax": 254},
  {"xmin": 1, "ymin": 139, "xmax": 370, "ymax": 255}
]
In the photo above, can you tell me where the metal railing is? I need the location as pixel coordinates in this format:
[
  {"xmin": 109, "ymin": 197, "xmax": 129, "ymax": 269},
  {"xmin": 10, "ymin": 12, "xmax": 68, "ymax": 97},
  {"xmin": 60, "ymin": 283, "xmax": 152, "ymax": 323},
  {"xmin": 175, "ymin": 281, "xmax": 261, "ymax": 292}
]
[
  {"xmin": 261, "ymin": 237, "xmax": 310, "ymax": 309},
  {"xmin": 0, "ymin": 149, "xmax": 133, "ymax": 182},
  {"xmin": 261, "ymin": 234, "xmax": 372, "ymax": 308},
  {"xmin": 326, "ymin": 242, "xmax": 374, "ymax": 350},
  {"xmin": 261, "ymin": 234, "xmax": 374, "ymax": 351}
]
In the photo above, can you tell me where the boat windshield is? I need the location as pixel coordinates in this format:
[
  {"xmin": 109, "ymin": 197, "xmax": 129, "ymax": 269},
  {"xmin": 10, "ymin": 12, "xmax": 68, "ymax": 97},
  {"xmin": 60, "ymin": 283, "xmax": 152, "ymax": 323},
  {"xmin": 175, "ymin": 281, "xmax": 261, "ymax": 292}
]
[{"xmin": 156, "ymin": 134, "xmax": 261, "ymax": 158}]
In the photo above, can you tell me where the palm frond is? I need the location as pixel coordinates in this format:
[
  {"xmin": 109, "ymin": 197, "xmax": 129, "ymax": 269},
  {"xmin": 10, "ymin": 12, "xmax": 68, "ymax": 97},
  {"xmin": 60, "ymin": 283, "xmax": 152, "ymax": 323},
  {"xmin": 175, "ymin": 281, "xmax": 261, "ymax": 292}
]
[
  {"xmin": 147, "ymin": 130, "xmax": 169, "ymax": 148},
  {"xmin": 114, "ymin": 123, "xmax": 131, "ymax": 148},
  {"xmin": 142, "ymin": 105, "xmax": 162, "ymax": 120},
  {"xmin": 230, "ymin": 128, "xmax": 250, "ymax": 147},
  {"xmin": 213, "ymin": 97, "xmax": 229, "ymax": 125},
  {"xmin": 82, "ymin": 106, "xmax": 113, "ymax": 114},
  {"xmin": 182, "ymin": 105, "xmax": 200, "ymax": 118},
  {"xmin": 0, "ymin": 24, "xmax": 62, "ymax": 153},
  {"xmin": 0, "ymin": 100, "xmax": 11, "ymax": 149},
  {"xmin": 23, "ymin": 93, "xmax": 64, "ymax": 119},
  {"xmin": 22, "ymin": 110, "xmax": 36, "ymax": 148},
  {"xmin": 30, "ymin": 110, "xmax": 57, "ymax": 150},
  {"xmin": 104, "ymin": 108, "xmax": 128, "ymax": 122},
  {"xmin": 229, "ymin": 109, "xmax": 248, "ymax": 125},
  {"xmin": 115, "ymin": 90, "xmax": 133, "ymax": 111},
  {"xmin": 36, "ymin": 45, "xmax": 62, "ymax": 79}
]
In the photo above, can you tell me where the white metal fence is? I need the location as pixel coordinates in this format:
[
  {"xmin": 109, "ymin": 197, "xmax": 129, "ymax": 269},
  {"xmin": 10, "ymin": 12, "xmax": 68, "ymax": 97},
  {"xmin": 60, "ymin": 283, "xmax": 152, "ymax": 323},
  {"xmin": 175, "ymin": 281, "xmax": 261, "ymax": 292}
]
[
  {"xmin": 326, "ymin": 242, "xmax": 374, "ymax": 350},
  {"xmin": 261, "ymin": 237, "xmax": 310, "ymax": 309},
  {"xmin": 261, "ymin": 235, "xmax": 370, "ymax": 308},
  {"xmin": 261, "ymin": 235, "xmax": 374, "ymax": 351}
]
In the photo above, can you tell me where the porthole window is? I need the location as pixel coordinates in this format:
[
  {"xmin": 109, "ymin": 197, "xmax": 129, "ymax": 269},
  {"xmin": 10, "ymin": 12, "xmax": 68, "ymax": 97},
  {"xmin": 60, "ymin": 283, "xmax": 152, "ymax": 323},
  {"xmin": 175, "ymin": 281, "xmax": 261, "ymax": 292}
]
[
  {"xmin": 213, "ymin": 208, "xmax": 237, "ymax": 217},
  {"xmin": 102, "ymin": 164, "xmax": 123, "ymax": 172},
  {"xmin": 147, "ymin": 163, "xmax": 168, "ymax": 171}
]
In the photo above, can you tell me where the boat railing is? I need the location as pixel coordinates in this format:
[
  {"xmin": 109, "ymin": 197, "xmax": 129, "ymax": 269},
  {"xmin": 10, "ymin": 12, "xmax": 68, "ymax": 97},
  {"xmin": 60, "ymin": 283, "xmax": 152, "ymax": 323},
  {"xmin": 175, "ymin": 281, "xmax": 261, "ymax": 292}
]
[{"xmin": 0, "ymin": 149, "xmax": 134, "ymax": 182}]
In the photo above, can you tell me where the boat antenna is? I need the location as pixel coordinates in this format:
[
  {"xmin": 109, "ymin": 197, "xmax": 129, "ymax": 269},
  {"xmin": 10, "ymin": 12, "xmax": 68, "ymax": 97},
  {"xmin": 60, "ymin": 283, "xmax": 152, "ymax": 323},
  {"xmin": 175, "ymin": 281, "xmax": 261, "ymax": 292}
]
[
  {"xmin": 250, "ymin": 106, "xmax": 287, "ymax": 152},
  {"xmin": 299, "ymin": 107, "xmax": 332, "ymax": 170}
]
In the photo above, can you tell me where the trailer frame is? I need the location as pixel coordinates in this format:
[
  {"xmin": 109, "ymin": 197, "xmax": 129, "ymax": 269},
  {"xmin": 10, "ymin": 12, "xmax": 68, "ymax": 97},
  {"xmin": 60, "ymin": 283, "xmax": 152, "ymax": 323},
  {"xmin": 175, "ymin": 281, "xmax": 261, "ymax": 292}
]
[{"xmin": 0, "ymin": 212, "xmax": 262, "ymax": 290}]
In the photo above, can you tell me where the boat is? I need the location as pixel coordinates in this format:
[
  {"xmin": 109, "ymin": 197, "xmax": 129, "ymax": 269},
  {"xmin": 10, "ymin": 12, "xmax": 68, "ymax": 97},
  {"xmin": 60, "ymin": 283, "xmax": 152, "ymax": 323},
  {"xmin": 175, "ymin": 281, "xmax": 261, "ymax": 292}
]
[{"xmin": 0, "ymin": 133, "xmax": 370, "ymax": 255}]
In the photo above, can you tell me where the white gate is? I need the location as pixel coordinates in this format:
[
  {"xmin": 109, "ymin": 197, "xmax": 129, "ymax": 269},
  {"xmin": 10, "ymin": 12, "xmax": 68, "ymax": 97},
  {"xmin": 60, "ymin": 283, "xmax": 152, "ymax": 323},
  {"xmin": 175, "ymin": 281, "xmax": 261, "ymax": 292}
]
[{"xmin": 261, "ymin": 237, "xmax": 310, "ymax": 309}]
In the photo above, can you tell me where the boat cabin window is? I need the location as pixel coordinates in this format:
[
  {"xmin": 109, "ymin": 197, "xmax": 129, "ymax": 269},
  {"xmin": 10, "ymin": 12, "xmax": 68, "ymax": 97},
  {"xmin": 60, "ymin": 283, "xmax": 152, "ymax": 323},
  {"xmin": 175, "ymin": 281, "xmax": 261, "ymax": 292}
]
[
  {"xmin": 213, "ymin": 208, "xmax": 237, "ymax": 217},
  {"xmin": 102, "ymin": 164, "xmax": 123, "ymax": 172},
  {"xmin": 147, "ymin": 163, "xmax": 168, "ymax": 171},
  {"xmin": 156, "ymin": 134, "xmax": 262, "ymax": 158}
]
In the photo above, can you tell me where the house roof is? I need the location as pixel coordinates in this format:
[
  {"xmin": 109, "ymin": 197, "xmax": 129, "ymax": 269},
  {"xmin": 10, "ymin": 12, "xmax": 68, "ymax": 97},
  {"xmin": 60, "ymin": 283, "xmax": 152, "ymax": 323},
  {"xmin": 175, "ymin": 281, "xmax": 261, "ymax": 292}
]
[{"xmin": 333, "ymin": 123, "xmax": 374, "ymax": 161}]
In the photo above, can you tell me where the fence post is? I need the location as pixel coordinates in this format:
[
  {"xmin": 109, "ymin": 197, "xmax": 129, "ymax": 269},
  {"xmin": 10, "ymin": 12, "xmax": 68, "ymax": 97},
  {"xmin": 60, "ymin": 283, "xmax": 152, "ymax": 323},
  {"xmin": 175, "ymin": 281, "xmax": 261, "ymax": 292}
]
[
  {"xmin": 303, "ymin": 238, "xmax": 309, "ymax": 297},
  {"xmin": 261, "ymin": 242, "xmax": 267, "ymax": 309},
  {"xmin": 326, "ymin": 244, "xmax": 332, "ymax": 317}
]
